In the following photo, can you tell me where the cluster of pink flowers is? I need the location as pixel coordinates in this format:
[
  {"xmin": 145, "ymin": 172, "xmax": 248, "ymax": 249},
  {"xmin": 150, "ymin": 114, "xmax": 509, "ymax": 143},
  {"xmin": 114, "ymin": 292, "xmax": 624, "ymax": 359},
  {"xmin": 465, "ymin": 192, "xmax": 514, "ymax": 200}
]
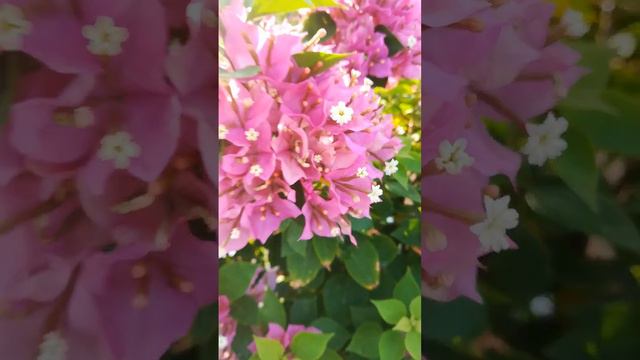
[
  {"xmin": 0, "ymin": 0, "xmax": 217, "ymax": 359},
  {"xmin": 422, "ymin": 0, "xmax": 584, "ymax": 301},
  {"xmin": 330, "ymin": 0, "xmax": 421, "ymax": 81},
  {"xmin": 249, "ymin": 323, "xmax": 321, "ymax": 355},
  {"xmin": 218, "ymin": 1, "xmax": 402, "ymax": 255}
]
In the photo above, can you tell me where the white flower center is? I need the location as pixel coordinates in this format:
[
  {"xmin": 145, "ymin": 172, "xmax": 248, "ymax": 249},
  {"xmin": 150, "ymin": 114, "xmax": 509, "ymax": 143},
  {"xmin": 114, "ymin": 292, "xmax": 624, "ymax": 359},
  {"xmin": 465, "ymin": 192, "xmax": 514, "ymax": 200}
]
[
  {"xmin": 219, "ymin": 125, "xmax": 229, "ymax": 139},
  {"xmin": 319, "ymin": 135, "xmax": 334, "ymax": 145},
  {"xmin": 434, "ymin": 138, "xmax": 474, "ymax": 174},
  {"xmin": 245, "ymin": 128, "xmax": 259, "ymax": 142},
  {"xmin": 249, "ymin": 164, "xmax": 263, "ymax": 177},
  {"xmin": 0, "ymin": 4, "xmax": 31, "ymax": 51},
  {"xmin": 521, "ymin": 112, "xmax": 568, "ymax": 166},
  {"xmin": 313, "ymin": 154, "xmax": 323, "ymax": 163},
  {"xmin": 356, "ymin": 167, "xmax": 368, "ymax": 178},
  {"xmin": 331, "ymin": 227, "xmax": 341, "ymax": 236},
  {"xmin": 407, "ymin": 35, "xmax": 417, "ymax": 49},
  {"xmin": 368, "ymin": 184, "xmax": 383, "ymax": 203},
  {"xmin": 219, "ymin": 335, "xmax": 229, "ymax": 349},
  {"xmin": 330, "ymin": 101, "xmax": 354, "ymax": 125},
  {"xmin": 37, "ymin": 332, "xmax": 68, "ymax": 360},
  {"xmin": 230, "ymin": 228, "xmax": 241, "ymax": 240},
  {"xmin": 469, "ymin": 195, "xmax": 519, "ymax": 253},
  {"xmin": 384, "ymin": 159, "xmax": 399, "ymax": 176},
  {"xmin": 98, "ymin": 131, "xmax": 141, "ymax": 169},
  {"xmin": 73, "ymin": 107, "xmax": 95, "ymax": 127},
  {"xmin": 82, "ymin": 16, "xmax": 129, "ymax": 56}
]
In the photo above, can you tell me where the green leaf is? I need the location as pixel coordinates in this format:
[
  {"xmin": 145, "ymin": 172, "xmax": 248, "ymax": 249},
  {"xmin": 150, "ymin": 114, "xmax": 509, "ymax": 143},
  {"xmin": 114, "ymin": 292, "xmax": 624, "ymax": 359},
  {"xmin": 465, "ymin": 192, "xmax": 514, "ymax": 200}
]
[
  {"xmin": 526, "ymin": 184, "xmax": 640, "ymax": 253},
  {"xmin": 283, "ymin": 217, "xmax": 306, "ymax": 256},
  {"xmin": 322, "ymin": 274, "xmax": 370, "ymax": 325},
  {"xmin": 254, "ymin": 337, "xmax": 285, "ymax": 360},
  {"xmin": 220, "ymin": 65, "xmax": 261, "ymax": 79},
  {"xmin": 311, "ymin": 318, "xmax": 350, "ymax": 350},
  {"xmin": 393, "ymin": 269, "xmax": 420, "ymax": 306},
  {"xmin": 409, "ymin": 296, "xmax": 421, "ymax": 320},
  {"xmin": 350, "ymin": 305, "xmax": 381, "ymax": 327},
  {"xmin": 405, "ymin": 331, "xmax": 421, "ymax": 360},
  {"xmin": 386, "ymin": 180, "xmax": 420, "ymax": 203},
  {"xmin": 220, "ymin": 262, "xmax": 258, "ymax": 301},
  {"xmin": 293, "ymin": 52, "xmax": 352, "ymax": 75},
  {"xmin": 370, "ymin": 234, "xmax": 399, "ymax": 266},
  {"xmin": 258, "ymin": 290, "xmax": 286, "ymax": 327},
  {"xmin": 287, "ymin": 243, "xmax": 322, "ymax": 288},
  {"xmin": 312, "ymin": 236, "xmax": 339, "ymax": 268},
  {"xmin": 371, "ymin": 299, "xmax": 407, "ymax": 325},
  {"xmin": 390, "ymin": 218, "xmax": 420, "ymax": 247},
  {"xmin": 319, "ymin": 349, "xmax": 342, "ymax": 360},
  {"xmin": 393, "ymin": 317, "xmax": 412, "ymax": 333},
  {"xmin": 423, "ymin": 298, "xmax": 488, "ymax": 342},
  {"xmin": 231, "ymin": 295, "xmax": 259, "ymax": 325},
  {"xmin": 379, "ymin": 330, "xmax": 406, "ymax": 360},
  {"xmin": 549, "ymin": 126, "xmax": 598, "ymax": 210},
  {"xmin": 347, "ymin": 322, "xmax": 383, "ymax": 359},
  {"xmin": 190, "ymin": 302, "xmax": 216, "ymax": 344},
  {"xmin": 303, "ymin": 11, "xmax": 336, "ymax": 42},
  {"xmin": 343, "ymin": 239, "xmax": 380, "ymax": 290},
  {"xmin": 291, "ymin": 332, "xmax": 334, "ymax": 360},
  {"xmin": 290, "ymin": 297, "xmax": 318, "ymax": 325},
  {"xmin": 374, "ymin": 25, "xmax": 405, "ymax": 57}
]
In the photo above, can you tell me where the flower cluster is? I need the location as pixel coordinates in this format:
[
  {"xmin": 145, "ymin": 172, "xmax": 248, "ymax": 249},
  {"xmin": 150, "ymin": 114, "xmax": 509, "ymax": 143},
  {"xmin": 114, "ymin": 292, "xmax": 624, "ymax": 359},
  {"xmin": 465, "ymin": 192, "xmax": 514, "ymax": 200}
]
[
  {"xmin": 218, "ymin": 1, "xmax": 402, "ymax": 256},
  {"xmin": 329, "ymin": 0, "xmax": 421, "ymax": 81},
  {"xmin": 423, "ymin": 0, "xmax": 584, "ymax": 301},
  {"xmin": 0, "ymin": 0, "xmax": 217, "ymax": 359}
]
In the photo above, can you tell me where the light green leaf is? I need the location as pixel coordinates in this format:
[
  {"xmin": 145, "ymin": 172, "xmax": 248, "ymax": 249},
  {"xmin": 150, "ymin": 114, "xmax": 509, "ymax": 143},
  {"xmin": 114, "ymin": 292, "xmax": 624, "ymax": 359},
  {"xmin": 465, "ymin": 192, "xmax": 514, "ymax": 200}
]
[
  {"xmin": 290, "ymin": 332, "xmax": 334, "ymax": 360},
  {"xmin": 254, "ymin": 337, "xmax": 285, "ymax": 360},
  {"xmin": 393, "ymin": 317, "xmax": 412, "ymax": 333},
  {"xmin": 293, "ymin": 52, "xmax": 352, "ymax": 75},
  {"xmin": 220, "ymin": 65, "xmax": 261, "ymax": 79},
  {"xmin": 371, "ymin": 299, "xmax": 407, "ymax": 325},
  {"xmin": 405, "ymin": 331, "xmax": 421, "ymax": 360},
  {"xmin": 379, "ymin": 330, "xmax": 406, "ymax": 360},
  {"xmin": 347, "ymin": 322, "xmax": 383, "ymax": 359},
  {"xmin": 409, "ymin": 296, "xmax": 421, "ymax": 320}
]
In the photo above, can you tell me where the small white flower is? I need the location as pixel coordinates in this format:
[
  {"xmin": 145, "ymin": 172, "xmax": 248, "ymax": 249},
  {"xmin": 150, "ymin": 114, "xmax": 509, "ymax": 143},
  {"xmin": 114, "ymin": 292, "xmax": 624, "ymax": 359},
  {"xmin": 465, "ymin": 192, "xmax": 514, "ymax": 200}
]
[
  {"xmin": 530, "ymin": 295, "xmax": 555, "ymax": 318},
  {"xmin": 368, "ymin": 184, "xmax": 383, "ymax": 203},
  {"xmin": 73, "ymin": 106, "xmax": 95, "ymax": 127},
  {"xmin": 607, "ymin": 32, "xmax": 637, "ymax": 59},
  {"xmin": 219, "ymin": 335, "xmax": 229, "ymax": 349},
  {"xmin": 406, "ymin": 35, "xmax": 417, "ymax": 49},
  {"xmin": 98, "ymin": 131, "xmax": 141, "ymax": 169},
  {"xmin": 249, "ymin": 164, "xmax": 263, "ymax": 177},
  {"xmin": 360, "ymin": 78, "xmax": 373, "ymax": 93},
  {"xmin": 37, "ymin": 331, "xmax": 68, "ymax": 360},
  {"xmin": 313, "ymin": 154, "xmax": 323, "ymax": 163},
  {"xmin": 244, "ymin": 128, "xmax": 259, "ymax": 141},
  {"xmin": 82, "ymin": 16, "xmax": 129, "ymax": 56},
  {"xmin": 230, "ymin": 228, "xmax": 241, "ymax": 240},
  {"xmin": 219, "ymin": 125, "xmax": 229, "ymax": 139},
  {"xmin": 386, "ymin": 216, "xmax": 394, "ymax": 224},
  {"xmin": 470, "ymin": 196, "xmax": 519, "ymax": 253},
  {"xmin": 320, "ymin": 135, "xmax": 334, "ymax": 145},
  {"xmin": 342, "ymin": 73, "xmax": 351, "ymax": 87},
  {"xmin": 384, "ymin": 159, "xmax": 399, "ymax": 176},
  {"xmin": 330, "ymin": 101, "xmax": 354, "ymax": 125},
  {"xmin": 396, "ymin": 126, "xmax": 406, "ymax": 135},
  {"xmin": 521, "ymin": 112, "xmax": 568, "ymax": 166},
  {"xmin": 331, "ymin": 227, "xmax": 341, "ymax": 236},
  {"xmin": 435, "ymin": 138, "xmax": 474, "ymax": 174},
  {"xmin": 356, "ymin": 167, "xmax": 368, "ymax": 178},
  {"xmin": 561, "ymin": 9, "xmax": 590, "ymax": 38},
  {"xmin": 350, "ymin": 69, "xmax": 361, "ymax": 79},
  {"xmin": 0, "ymin": 4, "xmax": 31, "ymax": 51}
]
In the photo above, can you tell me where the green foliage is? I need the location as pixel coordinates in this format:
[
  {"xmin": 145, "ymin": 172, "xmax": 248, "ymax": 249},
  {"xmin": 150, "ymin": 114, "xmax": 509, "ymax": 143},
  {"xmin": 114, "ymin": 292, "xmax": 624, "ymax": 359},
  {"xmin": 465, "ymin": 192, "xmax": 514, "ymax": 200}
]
[
  {"xmin": 249, "ymin": 0, "xmax": 339, "ymax": 18},
  {"xmin": 292, "ymin": 52, "xmax": 352, "ymax": 75}
]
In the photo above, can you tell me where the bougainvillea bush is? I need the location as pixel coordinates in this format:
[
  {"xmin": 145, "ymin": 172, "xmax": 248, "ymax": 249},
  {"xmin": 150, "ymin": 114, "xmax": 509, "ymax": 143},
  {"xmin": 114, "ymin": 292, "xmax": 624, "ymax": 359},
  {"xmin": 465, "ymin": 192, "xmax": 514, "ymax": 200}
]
[
  {"xmin": 218, "ymin": 0, "xmax": 421, "ymax": 359},
  {"xmin": 424, "ymin": 0, "xmax": 640, "ymax": 359}
]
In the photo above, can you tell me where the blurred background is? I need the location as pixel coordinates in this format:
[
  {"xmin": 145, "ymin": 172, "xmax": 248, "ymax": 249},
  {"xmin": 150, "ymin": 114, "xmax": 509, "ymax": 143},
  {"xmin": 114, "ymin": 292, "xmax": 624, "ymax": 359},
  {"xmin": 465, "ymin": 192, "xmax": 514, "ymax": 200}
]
[{"xmin": 424, "ymin": 0, "xmax": 640, "ymax": 359}]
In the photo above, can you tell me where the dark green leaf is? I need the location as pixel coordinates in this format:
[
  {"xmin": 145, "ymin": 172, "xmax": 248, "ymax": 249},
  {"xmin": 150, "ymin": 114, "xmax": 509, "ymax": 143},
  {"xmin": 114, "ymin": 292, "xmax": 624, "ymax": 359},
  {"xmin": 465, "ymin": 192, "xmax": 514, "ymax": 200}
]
[
  {"xmin": 347, "ymin": 322, "xmax": 383, "ymax": 359},
  {"xmin": 343, "ymin": 239, "xmax": 380, "ymax": 290},
  {"xmin": 393, "ymin": 269, "xmax": 420, "ymax": 306},
  {"xmin": 259, "ymin": 290, "xmax": 286, "ymax": 327},
  {"xmin": 311, "ymin": 317, "xmax": 350, "ymax": 350},
  {"xmin": 220, "ymin": 262, "xmax": 258, "ymax": 301},
  {"xmin": 303, "ymin": 11, "xmax": 336, "ymax": 42},
  {"xmin": 313, "ymin": 236, "xmax": 339, "ymax": 268},
  {"xmin": 293, "ymin": 52, "xmax": 352, "ymax": 75}
]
